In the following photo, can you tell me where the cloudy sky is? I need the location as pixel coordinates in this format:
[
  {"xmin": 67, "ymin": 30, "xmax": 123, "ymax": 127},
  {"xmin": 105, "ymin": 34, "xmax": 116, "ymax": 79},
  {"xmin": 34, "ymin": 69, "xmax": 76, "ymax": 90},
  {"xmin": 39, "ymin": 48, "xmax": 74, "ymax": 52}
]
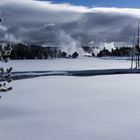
[{"xmin": 0, "ymin": 0, "xmax": 140, "ymax": 48}]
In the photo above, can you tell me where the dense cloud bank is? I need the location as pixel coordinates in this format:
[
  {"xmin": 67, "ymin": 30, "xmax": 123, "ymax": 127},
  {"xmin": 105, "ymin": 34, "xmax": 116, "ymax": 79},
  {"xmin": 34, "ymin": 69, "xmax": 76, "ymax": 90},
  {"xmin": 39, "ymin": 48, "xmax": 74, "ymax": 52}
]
[{"xmin": 0, "ymin": 0, "xmax": 140, "ymax": 49}]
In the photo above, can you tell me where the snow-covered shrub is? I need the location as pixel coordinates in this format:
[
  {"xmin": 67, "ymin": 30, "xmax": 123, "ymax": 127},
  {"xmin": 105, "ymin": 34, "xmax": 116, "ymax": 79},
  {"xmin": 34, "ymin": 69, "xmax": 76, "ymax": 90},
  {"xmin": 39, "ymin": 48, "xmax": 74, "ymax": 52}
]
[
  {"xmin": 0, "ymin": 19, "xmax": 12, "ymax": 97},
  {"xmin": 0, "ymin": 43, "xmax": 12, "ymax": 95}
]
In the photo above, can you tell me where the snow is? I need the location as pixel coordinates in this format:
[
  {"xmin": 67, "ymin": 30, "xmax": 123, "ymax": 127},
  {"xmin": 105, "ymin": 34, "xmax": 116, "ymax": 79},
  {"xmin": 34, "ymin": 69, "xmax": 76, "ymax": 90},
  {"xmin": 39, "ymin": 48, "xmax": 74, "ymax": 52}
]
[
  {"xmin": 0, "ymin": 57, "xmax": 130, "ymax": 72},
  {"xmin": 0, "ymin": 57, "xmax": 140, "ymax": 140}
]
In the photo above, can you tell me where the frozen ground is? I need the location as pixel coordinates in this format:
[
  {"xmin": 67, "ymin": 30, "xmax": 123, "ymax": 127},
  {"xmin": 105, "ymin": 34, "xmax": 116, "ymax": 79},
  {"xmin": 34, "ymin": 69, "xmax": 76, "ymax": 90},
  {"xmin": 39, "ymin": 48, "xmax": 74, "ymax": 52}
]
[{"xmin": 0, "ymin": 57, "xmax": 140, "ymax": 140}]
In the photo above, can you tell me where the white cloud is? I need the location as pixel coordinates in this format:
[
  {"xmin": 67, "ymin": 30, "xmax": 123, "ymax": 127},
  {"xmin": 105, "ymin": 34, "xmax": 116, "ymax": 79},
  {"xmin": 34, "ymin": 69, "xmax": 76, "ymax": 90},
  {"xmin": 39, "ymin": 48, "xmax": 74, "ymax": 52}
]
[
  {"xmin": 0, "ymin": 0, "xmax": 89, "ymax": 13},
  {"xmin": 91, "ymin": 7, "xmax": 140, "ymax": 17}
]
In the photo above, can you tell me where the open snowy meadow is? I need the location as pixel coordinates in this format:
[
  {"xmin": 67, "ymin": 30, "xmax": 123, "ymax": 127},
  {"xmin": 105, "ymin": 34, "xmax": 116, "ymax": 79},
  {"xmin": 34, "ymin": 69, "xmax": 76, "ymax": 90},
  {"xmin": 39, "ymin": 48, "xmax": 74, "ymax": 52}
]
[{"xmin": 1, "ymin": 57, "xmax": 140, "ymax": 140}]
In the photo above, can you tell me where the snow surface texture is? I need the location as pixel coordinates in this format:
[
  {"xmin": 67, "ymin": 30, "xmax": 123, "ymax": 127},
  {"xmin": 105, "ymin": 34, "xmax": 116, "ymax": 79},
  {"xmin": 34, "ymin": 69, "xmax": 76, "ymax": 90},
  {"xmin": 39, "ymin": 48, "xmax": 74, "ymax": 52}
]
[
  {"xmin": 0, "ymin": 57, "xmax": 130, "ymax": 72},
  {"xmin": 1, "ymin": 75, "xmax": 140, "ymax": 140},
  {"xmin": 0, "ymin": 58, "xmax": 139, "ymax": 140},
  {"xmin": 0, "ymin": 57, "xmax": 131, "ymax": 80}
]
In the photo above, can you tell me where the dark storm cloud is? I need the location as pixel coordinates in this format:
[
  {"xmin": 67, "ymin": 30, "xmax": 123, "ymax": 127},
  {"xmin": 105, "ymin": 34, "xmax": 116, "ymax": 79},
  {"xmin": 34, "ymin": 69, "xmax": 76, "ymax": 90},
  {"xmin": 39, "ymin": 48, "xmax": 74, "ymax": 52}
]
[{"xmin": 0, "ymin": 0, "xmax": 140, "ymax": 48}]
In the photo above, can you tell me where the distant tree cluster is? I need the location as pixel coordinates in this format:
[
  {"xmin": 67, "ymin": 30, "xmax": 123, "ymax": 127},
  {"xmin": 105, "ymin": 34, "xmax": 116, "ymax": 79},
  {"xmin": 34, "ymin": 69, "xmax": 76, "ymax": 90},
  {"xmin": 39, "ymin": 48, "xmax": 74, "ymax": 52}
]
[
  {"xmin": 10, "ymin": 43, "xmax": 79, "ymax": 59},
  {"xmin": 10, "ymin": 43, "xmax": 132, "ymax": 59},
  {"xmin": 97, "ymin": 47, "xmax": 131, "ymax": 57},
  {"xmin": 82, "ymin": 46, "xmax": 93, "ymax": 53}
]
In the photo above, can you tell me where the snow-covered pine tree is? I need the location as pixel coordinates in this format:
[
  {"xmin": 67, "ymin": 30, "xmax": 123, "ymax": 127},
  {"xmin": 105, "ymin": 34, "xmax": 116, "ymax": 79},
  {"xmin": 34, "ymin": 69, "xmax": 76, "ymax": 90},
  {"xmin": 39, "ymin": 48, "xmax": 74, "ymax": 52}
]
[{"xmin": 0, "ymin": 18, "xmax": 13, "ymax": 98}]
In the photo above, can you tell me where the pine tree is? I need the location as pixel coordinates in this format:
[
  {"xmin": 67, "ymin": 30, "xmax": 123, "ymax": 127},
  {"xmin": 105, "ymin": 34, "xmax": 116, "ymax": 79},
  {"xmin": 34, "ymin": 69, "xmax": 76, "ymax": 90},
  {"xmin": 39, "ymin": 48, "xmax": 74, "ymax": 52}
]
[{"xmin": 0, "ymin": 19, "xmax": 12, "ymax": 98}]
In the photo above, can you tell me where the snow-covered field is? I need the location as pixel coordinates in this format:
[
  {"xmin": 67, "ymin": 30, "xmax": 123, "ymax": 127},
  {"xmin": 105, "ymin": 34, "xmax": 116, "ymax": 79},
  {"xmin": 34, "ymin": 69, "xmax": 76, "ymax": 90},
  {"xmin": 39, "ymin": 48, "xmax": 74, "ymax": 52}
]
[
  {"xmin": 1, "ymin": 57, "xmax": 140, "ymax": 140},
  {"xmin": 0, "ymin": 57, "xmax": 130, "ymax": 71}
]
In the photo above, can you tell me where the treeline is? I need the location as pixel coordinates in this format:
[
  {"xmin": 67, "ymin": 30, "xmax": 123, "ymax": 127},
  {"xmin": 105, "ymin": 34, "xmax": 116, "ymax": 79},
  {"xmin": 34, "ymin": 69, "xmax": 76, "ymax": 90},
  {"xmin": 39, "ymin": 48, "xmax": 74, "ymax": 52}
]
[
  {"xmin": 10, "ymin": 43, "xmax": 79, "ymax": 59},
  {"xmin": 97, "ymin": 47, "xmax": 131, "ymax": 57},
  {"xmin": 3, "ymin": 43, "xmax": 132, "ymax": 59}
]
